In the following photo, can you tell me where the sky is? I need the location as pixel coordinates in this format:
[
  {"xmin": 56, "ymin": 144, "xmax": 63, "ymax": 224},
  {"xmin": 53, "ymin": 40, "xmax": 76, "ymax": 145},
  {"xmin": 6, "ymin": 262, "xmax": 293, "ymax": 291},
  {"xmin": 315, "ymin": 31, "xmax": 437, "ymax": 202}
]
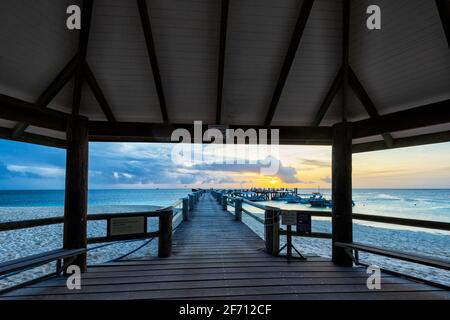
[{"xmin": 0, "ymin": 138, "xmax": 450, "ymax": 190}]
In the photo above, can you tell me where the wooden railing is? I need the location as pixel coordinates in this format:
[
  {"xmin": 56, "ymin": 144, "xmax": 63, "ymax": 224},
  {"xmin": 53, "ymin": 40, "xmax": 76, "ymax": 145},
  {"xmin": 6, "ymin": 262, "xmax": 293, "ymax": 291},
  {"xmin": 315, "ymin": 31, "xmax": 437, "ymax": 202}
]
[
  {"xmin": 212, "ymin": 190, "xmax": 450, "ymax": 258},
  {"xmin": 0, "ymin": 190, "xmax": 205, "ymax": 277}
]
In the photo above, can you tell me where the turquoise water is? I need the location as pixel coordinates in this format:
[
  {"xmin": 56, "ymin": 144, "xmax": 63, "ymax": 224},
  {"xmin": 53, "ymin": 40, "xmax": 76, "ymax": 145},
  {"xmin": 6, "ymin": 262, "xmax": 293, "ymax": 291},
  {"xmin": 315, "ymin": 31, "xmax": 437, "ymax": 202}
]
[
  {"xmin": 0, "ymin": 189, "xmax": 190, "ymax": 208},
  {"xmin": 260, "ymin": 188, "xmax": 450, "ymax": 223}
]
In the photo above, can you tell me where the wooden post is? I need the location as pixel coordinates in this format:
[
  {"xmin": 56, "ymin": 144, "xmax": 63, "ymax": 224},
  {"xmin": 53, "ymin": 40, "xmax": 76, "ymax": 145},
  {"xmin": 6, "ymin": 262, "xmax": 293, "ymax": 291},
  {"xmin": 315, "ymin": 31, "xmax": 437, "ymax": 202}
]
[
  {"xmin": 158, "ymin": 209, "xmax": 173, "ymax": 257},
  {"xmin": 264, "ymin": 208, "xmax": 280, "ymax": 255},
  {"xmin": 332, "ymin": 122, "xmax": 353, "ymax": 266},
  {"xmin": 63, "ymin": 116, "xmax": 89, "ymax": 271},
  {"xmin": 222, "ymin": 195, "xmax": 227, "ymax": 211},
  {"xmin": 188, "ymin": 194, "xmax": 194, "ymax": 210},
  {"xmin": 182, "ymin": 197, "xmax": 189, "ymax": 221},
  {"xmin": 235, "ymin": 197, "xmax": 242, "ymax": 221}
]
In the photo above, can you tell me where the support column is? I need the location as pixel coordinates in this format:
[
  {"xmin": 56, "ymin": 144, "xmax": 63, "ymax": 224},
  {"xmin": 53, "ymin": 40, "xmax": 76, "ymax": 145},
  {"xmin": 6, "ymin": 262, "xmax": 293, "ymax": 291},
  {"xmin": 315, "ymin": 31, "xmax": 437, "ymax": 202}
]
[
  {"xmin": 331, "ymin": 121, "xmax": 353, "ymax": 266},
  {"xmin": 63, "ymin": 116, "xmax": 89, "ymax": 271}
]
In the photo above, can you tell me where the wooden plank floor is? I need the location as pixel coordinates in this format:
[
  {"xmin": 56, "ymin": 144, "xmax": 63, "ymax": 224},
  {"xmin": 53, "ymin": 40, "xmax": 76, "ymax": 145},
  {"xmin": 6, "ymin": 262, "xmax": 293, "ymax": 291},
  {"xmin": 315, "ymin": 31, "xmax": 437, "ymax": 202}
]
[{"xmin": 1, "ymin": 193, "xmax": 449, "ymax": 300}]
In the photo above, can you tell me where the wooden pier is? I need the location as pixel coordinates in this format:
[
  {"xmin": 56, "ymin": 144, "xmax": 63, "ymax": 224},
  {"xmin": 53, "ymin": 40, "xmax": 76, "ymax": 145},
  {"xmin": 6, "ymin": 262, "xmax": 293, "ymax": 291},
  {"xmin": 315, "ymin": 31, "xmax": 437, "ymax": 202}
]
[{"xmin": 1, "ymin": 193, "xmax": 448, "ymax": 300}]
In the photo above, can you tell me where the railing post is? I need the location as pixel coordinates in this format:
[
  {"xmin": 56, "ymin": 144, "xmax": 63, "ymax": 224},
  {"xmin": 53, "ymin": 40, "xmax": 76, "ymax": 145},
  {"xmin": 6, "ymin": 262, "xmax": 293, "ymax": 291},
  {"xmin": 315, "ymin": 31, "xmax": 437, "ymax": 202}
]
[
  {"xmin": 182, "ymin": 197, "xmax": 189, "ymax": 221},
  {"xmin": 158, "ymin": 209, "xmax": 173, "ymax": 257},
  {"xmin": 189, "ymin": 194, "xmax": 194, "ymax": 210},
  {"xmin": 235, "ymin": 197, "xmax": 243, "ymax": 221},
  {"xmin": 264, "ymin": 208, "xmax": 280, "ymax": 255},
  {"xmin": 221, "ymin": 195, "xmax": 228, "ymax": 211}
]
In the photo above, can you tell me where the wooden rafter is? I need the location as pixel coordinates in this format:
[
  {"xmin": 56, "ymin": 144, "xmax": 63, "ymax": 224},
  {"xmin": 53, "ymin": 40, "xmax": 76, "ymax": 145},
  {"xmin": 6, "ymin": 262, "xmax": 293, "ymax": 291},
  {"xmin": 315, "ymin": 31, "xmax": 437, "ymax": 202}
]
[
  {"xmin": 436, "ymin": 0, "xmax": 450, "ymax": 50},
  {"xmin": 137, "ymin": 0, "xmax": 169, "ymax": 123},
  {"xmin": 348, "ymin": 67, "xmax": 394, "ymax": 147},
  {"xmin": 341, "ymin": 0, "xmax": 350, "ymax": 121},
  {"xmin": 352, "ymin": 99, "xmax": 450, "ymax": 139},
  {"xmin": 0, "ymin": 94, "xmax": 67, "ymax": 131},
  {"xmin": 0, "ymin": 127, "xmax": 66, "ymax": 149},
  {"xmin": 264, "ymin": 0, "xmax": 315, "ymax": 126},
  {"xmin": 11, "ymin": 54, "xmax": 77, "ymax": 138},
  {"xmin": 312, "ymin": 67, "xmax": 343, "ymax": 126},
  {"xmin": 216, "ymin": 0, "xmax": 229, "ymax": 125},
  {"xmin": 84, "ymin": 63, "xmax": 116, "ymax": 122},
  {"xmin": 72, "ymin": 0, "xmax": 93, "ymax": 117},
  {"xmin": 88, "ymin": 121, "xmax": 332, "ymax": 145},
  {"xmin": 352, "ymin": 130, "xmax": 450, "ymax": 154}
]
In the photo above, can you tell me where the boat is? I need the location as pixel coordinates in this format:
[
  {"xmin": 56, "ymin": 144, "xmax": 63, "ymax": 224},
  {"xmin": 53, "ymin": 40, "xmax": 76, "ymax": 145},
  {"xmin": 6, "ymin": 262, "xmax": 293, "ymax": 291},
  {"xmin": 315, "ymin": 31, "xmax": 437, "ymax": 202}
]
[
  {"xmin": 308, "ymin": 192, "xmax": 332, "ymax": 208},
  {"xmin": 285, "ymin": 195, "xmax": 309, "ymax": 204},
  {"xmin": 308, "ymin": 193, "xmax": 356, "ymax": 208},
  {"xmin": 239, "ymin": 192, "xmax": 266, "ymax": 202}
]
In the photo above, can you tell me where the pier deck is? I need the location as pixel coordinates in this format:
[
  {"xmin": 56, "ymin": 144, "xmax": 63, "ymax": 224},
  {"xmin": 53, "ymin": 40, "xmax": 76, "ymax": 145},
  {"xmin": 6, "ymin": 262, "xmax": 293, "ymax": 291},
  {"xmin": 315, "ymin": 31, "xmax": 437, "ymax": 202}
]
[{"xmin": 2, "ymin": 194, "xmax": 449, "ymax": 300}]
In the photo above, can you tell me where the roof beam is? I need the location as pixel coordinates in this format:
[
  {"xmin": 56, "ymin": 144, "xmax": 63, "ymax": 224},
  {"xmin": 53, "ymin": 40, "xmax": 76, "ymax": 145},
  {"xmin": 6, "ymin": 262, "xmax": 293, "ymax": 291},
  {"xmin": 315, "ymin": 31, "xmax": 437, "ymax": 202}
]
[
  {"xmin": 436, "ymin": 0, "xmax": 450, "ymax": 50},
  {"xmin": 84, "ymin": 63, "xmax": 116, "ymax": 122},
  {"xmin": 216, "ymin": 0, "xmax": 229, "ymax": 125},
  {"xmin": 88, "ymin": 121, "xmax": 332, "ymax": 145},
  {"xmin": 137, "ymin": 0, "xmax": 169, "ymax": 123},
  {"xmin": 264, "ymin": 0, "xmax": 315, "ymax": 126},
  {"xmin": 312, "ymin": 67, "xmax": 343, "ymax": 126},
  {"xmin": 348, "ymin": 67, "xmax": 394, "ymax": 147},
  {"xmin": 341, "ymin": 0, "xmax": 350, "ymax": 121},
  {"xmin": 352, "ymin": 99, "xmax": 450, "ymax": 138},
  {"xmin": 11, "ymin": 54, "xmax": 77, "ymax": 138},
  {"xmin": 0, "ymin": 127, "xmax": 66, "ymax": 149},
  {"xmin": 72, "ymin": 0, "xmax": 93, "ymax": 117},
  {"xmin": 352, "ymin": 130, "xmax": 450, "ymax": 154},
  {"xmin": 0, "ymin": 94, "xmax": 68, "ymax": 131}
]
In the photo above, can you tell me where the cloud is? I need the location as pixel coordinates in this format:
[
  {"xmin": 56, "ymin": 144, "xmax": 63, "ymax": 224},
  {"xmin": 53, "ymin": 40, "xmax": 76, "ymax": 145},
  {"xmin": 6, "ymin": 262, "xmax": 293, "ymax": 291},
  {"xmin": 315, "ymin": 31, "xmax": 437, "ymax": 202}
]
[
  {"xmin": 300, "ymin": 159, "xmax": 330, "ymax": 168},
  {"xmin": 191, "ymin": 156, "xmax": 301, "ymax": 184},
  {"xmin": 6, "ymin": 165, "xmax": 65, "ymax": 178}
]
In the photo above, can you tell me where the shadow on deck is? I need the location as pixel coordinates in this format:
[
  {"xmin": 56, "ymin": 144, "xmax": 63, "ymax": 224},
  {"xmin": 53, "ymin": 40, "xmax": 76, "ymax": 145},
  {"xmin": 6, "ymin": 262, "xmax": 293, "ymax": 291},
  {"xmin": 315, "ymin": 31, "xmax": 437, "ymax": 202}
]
[{"xmin": 1, "ymin": 194, "xmax": 449, "ymax": 300}]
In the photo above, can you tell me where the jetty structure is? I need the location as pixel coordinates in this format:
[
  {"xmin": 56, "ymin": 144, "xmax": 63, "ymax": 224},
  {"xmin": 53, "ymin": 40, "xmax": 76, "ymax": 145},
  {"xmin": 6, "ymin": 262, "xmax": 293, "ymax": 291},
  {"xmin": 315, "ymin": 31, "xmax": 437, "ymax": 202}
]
[{"xmin": 0, "ymin": 0, "xmax": 450, "ymax": 299}]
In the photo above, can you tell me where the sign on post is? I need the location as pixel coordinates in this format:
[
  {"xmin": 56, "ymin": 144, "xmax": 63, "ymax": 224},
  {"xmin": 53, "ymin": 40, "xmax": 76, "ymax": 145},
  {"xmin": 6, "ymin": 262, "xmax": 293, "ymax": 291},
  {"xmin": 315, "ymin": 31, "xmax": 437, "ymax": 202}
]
[
  {"xmin": 281, "ymin": 210, "xmax": 297, "ymax": 225},
  {"xmin": 109, "ymin": 216, "xmax": 146, "ymax": 237}
]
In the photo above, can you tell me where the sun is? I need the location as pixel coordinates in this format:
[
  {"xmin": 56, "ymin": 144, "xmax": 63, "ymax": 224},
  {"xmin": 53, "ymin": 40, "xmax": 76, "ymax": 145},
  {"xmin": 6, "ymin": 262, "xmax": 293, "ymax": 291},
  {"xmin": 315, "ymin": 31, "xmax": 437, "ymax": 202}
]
[{"xmin": 269, "ymin": 179, "xmax": 279, "ymax": 185}]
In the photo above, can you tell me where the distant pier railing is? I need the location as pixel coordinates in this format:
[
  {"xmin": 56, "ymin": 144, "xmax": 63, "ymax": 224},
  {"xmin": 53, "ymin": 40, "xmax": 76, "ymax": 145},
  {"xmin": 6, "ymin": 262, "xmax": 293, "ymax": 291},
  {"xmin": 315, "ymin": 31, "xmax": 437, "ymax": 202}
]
[{"xmin": 211, "ymin": 189, "xmax": 450, "ymax": 286}]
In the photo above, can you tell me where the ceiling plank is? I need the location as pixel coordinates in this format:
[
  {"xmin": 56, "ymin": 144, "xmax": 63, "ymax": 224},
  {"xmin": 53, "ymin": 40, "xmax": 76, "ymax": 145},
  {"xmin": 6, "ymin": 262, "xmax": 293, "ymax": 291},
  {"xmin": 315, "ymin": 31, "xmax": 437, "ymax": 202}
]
[
  {"xmin": 137, "ymin": 0, "xmax": 169, "ymax": 123},
  {"xmin": 11, "ymin": 54, "xmax": 77, "ymax": 138},
  {"xmin": 264, "ymin": 0, "xmax": 315, "ymax": 126},
  {"xmin": 84, "ymin": 63, "xmax": 116, "ymax": 122},
  {"xmin": 72, "ymin": 0, "xmax": 94, "ymax": 117},
  {"xmin": 436, "ymin": 0, "xmax": 450, "ymax": 50},
  {"xmin": 312, "ymin": 67, "xmax": 343, "ymax": 126},
  {"xmin": 352, "ymin": 99, "xmax": 450, "ymax": 138},
  {"xmin": 216, "ymin": 0, "xmax": 229, "ymax": 125},
  {"xmin": 348, "ymin": 67, "xmax": 394, "ymax": 147}
]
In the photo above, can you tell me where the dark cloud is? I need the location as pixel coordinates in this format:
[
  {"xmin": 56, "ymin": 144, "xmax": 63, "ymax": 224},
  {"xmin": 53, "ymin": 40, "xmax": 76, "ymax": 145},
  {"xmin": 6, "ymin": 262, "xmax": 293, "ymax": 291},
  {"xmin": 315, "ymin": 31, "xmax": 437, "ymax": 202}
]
[
  {"xmin": 300, "ymin": 159, "xmax": 330, "ymax": 167},
  {"xmin": 321, "ymin": 176, "xmax": 332, "ymax": 184}
]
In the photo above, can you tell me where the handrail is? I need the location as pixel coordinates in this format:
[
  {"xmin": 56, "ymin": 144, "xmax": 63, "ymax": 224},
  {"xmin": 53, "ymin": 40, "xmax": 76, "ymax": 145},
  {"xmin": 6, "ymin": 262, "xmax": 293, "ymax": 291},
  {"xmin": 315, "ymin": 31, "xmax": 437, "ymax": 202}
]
[{"xmin": 226, "ymin": 193, "xmax": 450, "ymax": 232}]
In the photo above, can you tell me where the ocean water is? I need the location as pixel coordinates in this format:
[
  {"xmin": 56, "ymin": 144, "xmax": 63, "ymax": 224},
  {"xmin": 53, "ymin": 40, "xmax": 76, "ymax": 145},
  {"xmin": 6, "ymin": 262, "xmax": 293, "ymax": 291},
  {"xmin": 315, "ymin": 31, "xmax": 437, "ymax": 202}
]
[{"xmin": 0, "ymin": 188, "xmax": 449, "ymax": 287}]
